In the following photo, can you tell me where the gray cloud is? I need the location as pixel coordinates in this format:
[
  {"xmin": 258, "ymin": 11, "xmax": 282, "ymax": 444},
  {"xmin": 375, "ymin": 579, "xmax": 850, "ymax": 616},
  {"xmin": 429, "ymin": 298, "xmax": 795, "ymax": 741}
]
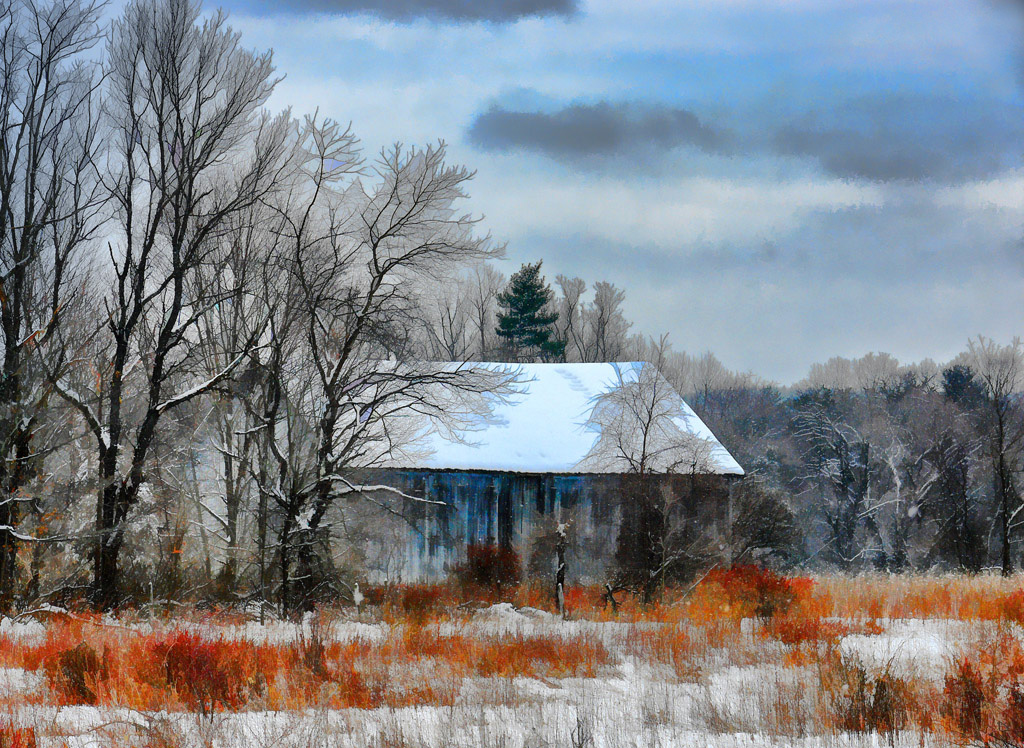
[
  {"xmin": 771, "ymin": 127, "xmax": 1012, "ymax": 183},
  {"xmin": 234, "ymin": 0, "xmax": 578, "ymax": 22},
  {"xmin": 468, "ymin": 102, "xmax": 728, "ymax": 160},
  {"xmin": 469, "ymin": 93, "xmax": 1024, "ymax": 182},
  {"xmin": 767, "ymin": 93, "xmax": 1024, "ymax": 183}
]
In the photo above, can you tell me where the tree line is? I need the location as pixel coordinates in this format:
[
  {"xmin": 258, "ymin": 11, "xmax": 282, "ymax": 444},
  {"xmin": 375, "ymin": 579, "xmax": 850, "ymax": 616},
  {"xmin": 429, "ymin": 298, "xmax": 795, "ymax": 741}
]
[{"xmin": 1, "ymin": 0, "xmax": 1021, "ymax": 616}]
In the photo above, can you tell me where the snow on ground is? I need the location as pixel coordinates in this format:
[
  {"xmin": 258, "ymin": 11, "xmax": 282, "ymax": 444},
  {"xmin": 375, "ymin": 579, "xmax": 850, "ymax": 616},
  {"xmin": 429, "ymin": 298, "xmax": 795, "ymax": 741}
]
[
  {"xmin": 0, "ymin": 667, "xmax": 45, "ymax": 697},
  {"xmin": 182, "ymin": 614, "xmax": 388, "ymax": 646},
  {"xmin": 705, "ymin": 664, "xmax": 818, "ymax": 732},
  {"xmin": 3, "ymin": 681, "xmax": 944, "ymax": 748},
  {"xmin": 0, "ymin": 606, "xmax": 993, "ymax": 747},
  {"xmin": 443, "ymin": 601, "xmax": 640, "ymax": 643},
  {"xmin": 0, "ymin": 614, "xmax": 46, "ymax": 642},
  {"xmin": 838, "ymin": 618, "xmax": 998, "ymax": 680}
]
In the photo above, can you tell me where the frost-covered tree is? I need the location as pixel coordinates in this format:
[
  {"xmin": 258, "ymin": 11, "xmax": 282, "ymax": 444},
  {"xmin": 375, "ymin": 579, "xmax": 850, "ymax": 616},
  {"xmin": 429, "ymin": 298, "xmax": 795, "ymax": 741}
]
[
  {"xmin": 466, "ymin": 263, "xmax": 504, "ymax": 360},
  {"xmin": 243, "ymin": 125, "xmax": 516, "ymax": 612},
  {"xmin": 554, "ymin": 274, "xmax": 586, "ymax": 362},
  {"xmin": 0, "ymin": 0, "xmax": 104, "ymax": 610},
  {"xmin": 583, "ymin": 281, "xmax": 630, "ymax": 362},
  {"xmin": 581, "ymin": 337, "xmax": 719, "ymax": 601},
  {"xmin": 52, "ymin": 0, "xmax": 292, "ymax": 608},
  {"xmin": 550, "ymin": 276, "xmax": 631, "ymax": 364}
]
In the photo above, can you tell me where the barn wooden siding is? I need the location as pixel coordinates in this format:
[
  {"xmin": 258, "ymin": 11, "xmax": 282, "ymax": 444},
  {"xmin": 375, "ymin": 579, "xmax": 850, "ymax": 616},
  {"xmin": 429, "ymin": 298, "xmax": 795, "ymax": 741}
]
[{"xmin": 357, "ymin": 470, "xmax": 734, "ymax": 582}]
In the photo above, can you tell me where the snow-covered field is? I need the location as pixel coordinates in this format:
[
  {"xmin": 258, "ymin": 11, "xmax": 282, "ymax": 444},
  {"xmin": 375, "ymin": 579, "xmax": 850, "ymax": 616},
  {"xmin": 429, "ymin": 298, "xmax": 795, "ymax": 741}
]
[{"xmin": 2, "ymin": 575, "xmax": 1023, "ymax": 747}]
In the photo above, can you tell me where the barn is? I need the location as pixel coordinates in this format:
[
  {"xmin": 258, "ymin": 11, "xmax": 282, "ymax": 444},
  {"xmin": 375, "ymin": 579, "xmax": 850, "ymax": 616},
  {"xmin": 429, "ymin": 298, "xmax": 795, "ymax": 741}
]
[{"xmin": 357, "ymin": 361, "xmax": 744, "ymax": 583}]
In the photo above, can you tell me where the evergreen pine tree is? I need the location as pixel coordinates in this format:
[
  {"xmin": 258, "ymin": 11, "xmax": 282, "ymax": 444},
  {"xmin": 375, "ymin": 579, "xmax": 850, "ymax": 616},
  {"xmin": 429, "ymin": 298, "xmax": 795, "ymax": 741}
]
[{"xmin": 495, "ymin": 262, "xmax": 565, "ymax": 362}]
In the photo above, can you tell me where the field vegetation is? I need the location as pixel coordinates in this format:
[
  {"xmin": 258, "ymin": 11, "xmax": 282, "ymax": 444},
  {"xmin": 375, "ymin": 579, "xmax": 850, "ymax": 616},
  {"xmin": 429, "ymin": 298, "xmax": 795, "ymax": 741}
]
[{"xmin": 2, "ymin": 569, "xmax": 1024, "ymax": 747}]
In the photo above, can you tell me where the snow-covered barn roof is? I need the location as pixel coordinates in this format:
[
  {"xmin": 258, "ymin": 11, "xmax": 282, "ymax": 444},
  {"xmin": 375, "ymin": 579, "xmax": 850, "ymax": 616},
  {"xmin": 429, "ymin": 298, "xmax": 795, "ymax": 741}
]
[{"xmin": 380, "ymin": 362, "xmax": 744, "ymax": 476}]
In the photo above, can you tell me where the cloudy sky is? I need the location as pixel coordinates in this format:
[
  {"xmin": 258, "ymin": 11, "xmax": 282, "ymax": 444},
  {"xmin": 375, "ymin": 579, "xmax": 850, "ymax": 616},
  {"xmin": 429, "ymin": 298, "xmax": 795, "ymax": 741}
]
[{"xmin": 213, "ymin": 0, "xmax": 1023, "ymax": 382}]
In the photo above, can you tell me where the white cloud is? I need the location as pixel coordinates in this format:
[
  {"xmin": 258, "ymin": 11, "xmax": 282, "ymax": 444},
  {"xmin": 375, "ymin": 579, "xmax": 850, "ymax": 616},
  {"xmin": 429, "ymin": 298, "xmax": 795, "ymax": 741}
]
[
  {"xmin": 474, "ymin": 169, "xmax": 886, "ymax": 248},
  {"xmin": 937, "ymin": 174, "xmax": 1024, "ymax": 211}
]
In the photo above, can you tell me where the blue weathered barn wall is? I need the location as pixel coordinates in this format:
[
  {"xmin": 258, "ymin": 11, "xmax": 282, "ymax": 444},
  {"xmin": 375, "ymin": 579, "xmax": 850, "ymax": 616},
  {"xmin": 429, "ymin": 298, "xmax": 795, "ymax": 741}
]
[{"xmin": 354, "ymin": 470, "xmax": 734, "ymax": 583}]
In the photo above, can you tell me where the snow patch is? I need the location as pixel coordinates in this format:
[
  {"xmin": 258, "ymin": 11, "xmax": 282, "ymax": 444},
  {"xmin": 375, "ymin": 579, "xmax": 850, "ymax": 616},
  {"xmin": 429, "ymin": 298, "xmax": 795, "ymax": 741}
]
[
  {"xmin": 0, "ymin": 616, "xmax": 46, "ymax": 642},
  {"xmin": 0, "ymin": 668, "xmax": 45, "ymax": 696},
  {"xmin": 839, "ymin": 619, "xmax": 974, "ymax": 679}
]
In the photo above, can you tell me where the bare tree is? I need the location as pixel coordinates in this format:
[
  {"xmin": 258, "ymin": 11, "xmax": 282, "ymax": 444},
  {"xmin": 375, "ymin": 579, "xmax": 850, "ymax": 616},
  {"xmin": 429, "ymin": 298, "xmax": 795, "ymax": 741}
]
[
  {"xmin": 421, "ymin": 261, "xmax": 505, "ymax": 362},
  {"xmin": 968, "ymin": 336, "xmax": 1024, "ymax": 575},
  {"xmin": 52, "ymin": 0, "xmax": 292, "ymax": 607},
  {"xmin": 420, "ymin": 269, "xmax": 473, "ymax": 361},
  {"xmin": 555, "ymin": 275, "xmax": 586, "ymax": 362},
  {"xmin": 580, "ymin": 337, "xmax": 719, "ymax": 602},
  {"xmin": 245, "ymin": 124, "xmax": 516, "ymax": 612},
  {"xmin": 552, "ymin": 277, "xmax": 631, "ymax": 364},
  {"xmin": 0, "ymin": 0, "xmax": 104, "ymax": 609},
  {"xmin": 584, "ymin": 281, "xmax": 629, "ymax": 362},
  {"xmin": 186, "ymin": 203, "xmax": 276, "ymax": 593},
  {"xmin": 466, "ymin": 262, "xmax": 503, "ymax": 360}
]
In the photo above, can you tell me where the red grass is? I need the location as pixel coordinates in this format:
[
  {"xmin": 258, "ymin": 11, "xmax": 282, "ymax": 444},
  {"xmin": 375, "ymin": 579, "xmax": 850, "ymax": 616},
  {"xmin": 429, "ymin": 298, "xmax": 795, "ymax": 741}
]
[
  {"xmin": 0, "ymin": 723, "xmax": 36, "ymax": 748},
  {"xmin": 835, "ymin": 667, "xmax": 914, "ymax": 733},
  {"xmin": 43, "ymin": 641, "xmax": 107, "ymax": 705},
  {"xmin": 765, "ymin": 617, "xmax": 851, "ymax": 646},
  {"xmin": 940, "ymin": 627, "xmax": 1024, "ymax": 743},
  {"xmin": 475, "ymin": 634, "xmax": 608, "ymax": 679},
  {"xmin": 686, "ymin": 565, "xmax": 816, "ymax": 622},
  {"xmin": 7, "ymin": 572, "xmax": 1024, "ymax": 743},
  {"xmin": 4, "ymin": 614, "xmax": 612, "ymax": 713},
  {"xmin": 144, "ymin": 632, "xmax": 268, "ymax": 713},
  {"xmin": 624, "ymin": 624, "xmax": 702, "ymax": 680},
  {"xmin": 942, "ymin": 659, "xmax": 986, "ymax": 738}
]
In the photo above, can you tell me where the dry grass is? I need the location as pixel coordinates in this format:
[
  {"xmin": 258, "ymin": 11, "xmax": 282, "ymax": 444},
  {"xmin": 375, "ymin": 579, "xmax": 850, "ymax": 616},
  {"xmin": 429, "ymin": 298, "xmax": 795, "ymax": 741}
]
[
  {"xmin": 2, "ymin": 570, "xmax": 1024, "ymax": 747},
  {"xmin": 0, "ymin": 722, "xmax": 36, "ymax": 748},
  {"xmin": 0, "ymin": 614, "xmax": 613, "ymax": 714},
  {"xmin": 815, "ymin": 572, "xmax": 1024, "ymax": 621}
]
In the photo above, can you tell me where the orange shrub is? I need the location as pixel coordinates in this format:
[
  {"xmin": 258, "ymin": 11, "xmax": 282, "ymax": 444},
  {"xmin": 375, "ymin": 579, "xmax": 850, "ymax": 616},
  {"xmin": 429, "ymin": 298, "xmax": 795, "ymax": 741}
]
[
  {"xmin": 374, "ymin": 584, "xmax": 462, "ymax": 623},
  {"xmin": 938, "ymin": 625, "xmax": 1024, "ymax": 742},
  {"xmin": 1002, "ymin": 589, "xmax": 1024, "ymax": 624},
  {"xmin": 0, "ymin": 723, "xmax": 35, "ymax": 748},
  {"xmin": 941, "ymin": 659, "xmax": 986, "ymax": 739},
  {"xmin": 395, "ymin": 627, "xmax": 467, "ymax": 661},
  {"xmin": 144, "ymin": 632, "xmax": 266, "ymax": 713},
  {"xmin": 624, "ymin": 625, "xmax": 701, "ymax": 680},
  {"xmin": 329, "ymin": 660, "xmax": 381, "ymax": 709},
  {"xmin": 476, "ymin": 634, "xmax": 608, "ymax": 679},
  {"xmin": 43, "ymin": 642, "xmax": 107, "ymax": 705},
  {"xmin": 820, "ymin": 652, "xmax": 917, "ymax": 734},
  {"xmin": 688, "ymin": 565, "xmax": 814, "ymax": 621},
  {"xmin": 1003, "ymin": 685, "xmax": 1024, "ymax": 744},
  {"xmin": 31, "ymin": 626, "xmax": 291, "ymax": 713},
  {"xmin": 765, "ymin": 617, "xmax": 850, "ymax": 646}
]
